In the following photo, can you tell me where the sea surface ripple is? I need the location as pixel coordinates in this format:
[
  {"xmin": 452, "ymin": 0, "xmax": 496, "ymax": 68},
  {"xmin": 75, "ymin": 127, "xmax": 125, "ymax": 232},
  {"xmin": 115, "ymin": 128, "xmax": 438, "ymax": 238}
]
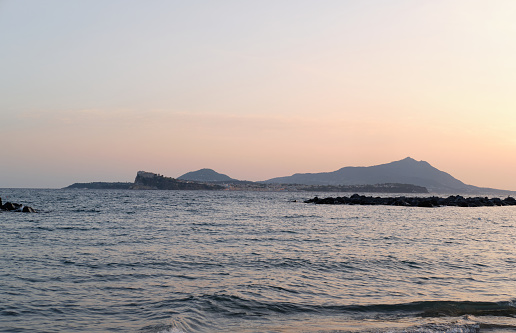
[{"xmin": 1, "ymin": 189, "xmax": 515, "ymax": 332}]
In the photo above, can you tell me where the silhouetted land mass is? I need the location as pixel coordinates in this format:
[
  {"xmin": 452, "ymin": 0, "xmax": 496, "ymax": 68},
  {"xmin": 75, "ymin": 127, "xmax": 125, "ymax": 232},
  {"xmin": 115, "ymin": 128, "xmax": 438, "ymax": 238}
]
[
  {"xmin": 265, "ymin": 157, "xmax": 514, "ymax": 194},
  {"xmin": 65, "ymin": 182, "xmax": 132, "ymax": 189},
  {"xmin": 178, "ymin": 168, "xmax": 237, "ymax": 182},
  {"xmin": 62, "ymin": 158, "xmax": 515, "ymax": 194},
  {"xmin": 64, "ymin": 175, "xmax": 429, "ymax": 192},
  {"xmin": 130, "ymin": 171, "xmax": 223, "ymax": 190},
  {"xmin": 305, "ymin": 194, "xmax": 516, "ymax": 207}
]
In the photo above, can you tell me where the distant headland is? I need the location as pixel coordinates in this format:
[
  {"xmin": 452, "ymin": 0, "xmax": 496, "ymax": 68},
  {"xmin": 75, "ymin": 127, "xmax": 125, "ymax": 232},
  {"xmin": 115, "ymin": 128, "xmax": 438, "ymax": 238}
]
[
  {"xmin": 65, "ymin": 170, "xmax": 427, "ymax": 193},
  {"xmin": 66, "ymin": 171, "xmax": 223, "ymax": 191},
  {"xmin": 263, "ymin": 157, "xmax": 514, "ymax": 194},
  {"xmin": 63, "ymin": 157, "xmax": 516, "ymax": 194}
]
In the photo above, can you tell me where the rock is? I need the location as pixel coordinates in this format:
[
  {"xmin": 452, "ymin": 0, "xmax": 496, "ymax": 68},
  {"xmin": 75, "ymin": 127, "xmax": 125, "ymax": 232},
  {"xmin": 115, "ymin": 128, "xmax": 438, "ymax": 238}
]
[
  {"xmin": 304, "ymin": 194, "xmax": 516, "ymax": 208},
  {"xmin": 304, "ymin": 196, "xmax": 319, "ymax": 203},
  {"xmin": 22, "ymin": 206, "xmax": 36, "ymax": 213},
  {"xmin": 393, "ymin": 198, "xmax": 410, "ymax": 206},
  {"xmin": 2, "ymin": 202, "xmax": 19, "ymax": 211},
  {"xmin": 1, "ymin": 199, "xmax": 36, "ymax": 212},
  {"xmin": 492, "ymin": 198, "xmax": 504, "ymax": 206},
  {"xmin": 417, "ymin": 199, "xmax": 434, "ymax": 208}
]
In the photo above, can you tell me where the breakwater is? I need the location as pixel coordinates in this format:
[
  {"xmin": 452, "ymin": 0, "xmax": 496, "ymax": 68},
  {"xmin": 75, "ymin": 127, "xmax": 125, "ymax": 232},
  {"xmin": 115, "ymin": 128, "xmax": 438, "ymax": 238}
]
[{"xmin": 304, "ymin": 194, "xmax": 516, "ymax": 207}]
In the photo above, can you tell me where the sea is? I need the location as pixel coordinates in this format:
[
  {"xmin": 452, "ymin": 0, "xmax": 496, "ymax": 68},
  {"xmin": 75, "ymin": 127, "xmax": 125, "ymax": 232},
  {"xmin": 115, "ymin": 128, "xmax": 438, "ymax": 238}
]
[{"xmin": 1, "ymin": 189, "xmax": 515, "ymax": 333}]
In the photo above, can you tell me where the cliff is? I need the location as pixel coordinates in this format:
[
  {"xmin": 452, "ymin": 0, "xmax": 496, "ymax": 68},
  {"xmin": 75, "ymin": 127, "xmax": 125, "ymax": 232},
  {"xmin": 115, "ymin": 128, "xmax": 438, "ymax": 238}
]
[{"xmin": 131, "ymin": 171, "xmax": 224, "ymax": 190}]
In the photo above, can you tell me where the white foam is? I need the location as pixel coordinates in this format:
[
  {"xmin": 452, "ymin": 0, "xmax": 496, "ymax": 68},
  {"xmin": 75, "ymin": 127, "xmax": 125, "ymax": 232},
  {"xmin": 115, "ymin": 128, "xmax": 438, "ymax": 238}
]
[{"xmin": 157, "ymin": 329, "xmax": 186, "ymax": 333}]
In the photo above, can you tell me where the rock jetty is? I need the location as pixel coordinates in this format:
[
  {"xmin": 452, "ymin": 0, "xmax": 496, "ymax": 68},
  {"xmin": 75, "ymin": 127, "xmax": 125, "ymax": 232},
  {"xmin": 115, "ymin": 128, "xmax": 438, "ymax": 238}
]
[
  {"xmin": 0, "ymin": 197, "xmax": 36, "ymax": 212},
  {"xmin": 304, "ymin": 194, "xmax": 516, "ymax": 207}
]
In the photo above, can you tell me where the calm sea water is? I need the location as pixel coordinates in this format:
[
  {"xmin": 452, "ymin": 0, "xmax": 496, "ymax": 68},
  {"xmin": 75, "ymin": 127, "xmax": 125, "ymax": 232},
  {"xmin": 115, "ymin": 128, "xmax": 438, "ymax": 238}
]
[{"xmin": 1, "ymin": 189, "xmax": 515, "ymax": 333}]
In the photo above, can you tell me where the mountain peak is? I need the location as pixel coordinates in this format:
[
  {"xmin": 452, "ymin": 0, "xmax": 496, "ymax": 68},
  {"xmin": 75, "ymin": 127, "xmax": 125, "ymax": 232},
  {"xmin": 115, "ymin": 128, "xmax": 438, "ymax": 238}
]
[
  {"xmin": 392, "ymin": 157, "xmax": 434, "ymax": 168},
  {"xmin": 264, "ymin": 157, "xmax": 476, "ymax": 193},
  {"xmin": 394, "ymin": 157, "xmax": 420, "ymax": 164},
  {"xmin": 178, "ymin": 168, "xmax": 236, "ymax": 182}
]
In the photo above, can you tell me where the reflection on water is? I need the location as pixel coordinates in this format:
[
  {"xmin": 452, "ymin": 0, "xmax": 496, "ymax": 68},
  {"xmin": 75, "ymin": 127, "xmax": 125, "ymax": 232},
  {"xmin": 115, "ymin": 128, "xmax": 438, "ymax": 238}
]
[{"xmin": 1, "ymin": 189, "xmax": 515, "ymax": 332}]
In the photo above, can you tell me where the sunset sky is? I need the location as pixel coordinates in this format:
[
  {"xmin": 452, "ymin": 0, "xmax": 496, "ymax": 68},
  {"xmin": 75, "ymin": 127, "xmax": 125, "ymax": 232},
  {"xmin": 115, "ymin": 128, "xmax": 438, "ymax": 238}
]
[{"xmin": 1, "ymin": 0, "xmax": 516, "ymax": 189}]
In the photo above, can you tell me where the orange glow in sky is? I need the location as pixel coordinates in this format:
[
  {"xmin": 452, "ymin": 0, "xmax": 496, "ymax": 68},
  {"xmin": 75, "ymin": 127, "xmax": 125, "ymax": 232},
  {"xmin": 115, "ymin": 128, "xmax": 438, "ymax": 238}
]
[{"xmin": 1, "ymin": 0, "xmax": 515, "ymax": 189}]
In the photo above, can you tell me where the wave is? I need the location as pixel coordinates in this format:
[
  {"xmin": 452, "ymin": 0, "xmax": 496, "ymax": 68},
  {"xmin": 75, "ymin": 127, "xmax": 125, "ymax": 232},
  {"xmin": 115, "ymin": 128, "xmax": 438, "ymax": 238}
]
[
  {"xmin": 417, "ymin": 300, "xmax": 516, "ymax": 317},
  {"xmin": 140, "ymin": 296, "xmax": 516, "ymax": 333},
  {"xmin": 71, "ymin": 208, "xmax": 102, "ymax": 213},
  {"xmin": 176, "ymin": 294, "xmax": 516, "ymax": 318}
]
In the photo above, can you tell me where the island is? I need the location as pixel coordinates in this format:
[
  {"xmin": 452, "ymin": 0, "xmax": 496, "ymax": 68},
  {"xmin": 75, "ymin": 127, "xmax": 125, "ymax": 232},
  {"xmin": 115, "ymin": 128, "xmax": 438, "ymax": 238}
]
[
  {"xmin": 65, "ymin": 171, "xmax": 429, "ymax": 193},
  {"xmin": 176, "ymin": 168, "xmax": 426, "ymax": 193}
]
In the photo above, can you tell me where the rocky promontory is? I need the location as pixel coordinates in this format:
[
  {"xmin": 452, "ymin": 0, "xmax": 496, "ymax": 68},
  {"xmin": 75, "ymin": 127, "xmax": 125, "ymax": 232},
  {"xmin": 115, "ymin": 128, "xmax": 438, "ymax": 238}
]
[
  {"xmin": 305, "ymin": 194, "xmax": 516, "ymax": 207},
  {"xmin": 0, "ymin": 197, "xmax": 36, "ymax": 212},
  {"xmin": 65, "ymin": 182, "xmax": 133, "ymax": 189},
  {"xmin": 131, "ymin": 171, "xmax": 224, "ymax": 190}
]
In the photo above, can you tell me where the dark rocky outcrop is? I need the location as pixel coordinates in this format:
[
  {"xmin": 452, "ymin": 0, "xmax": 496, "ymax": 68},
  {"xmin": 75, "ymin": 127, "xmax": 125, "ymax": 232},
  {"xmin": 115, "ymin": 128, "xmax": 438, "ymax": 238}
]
[
  {"xmin": 304, "ymin": 194, "xmax": 516, "ymax": 207},
  {"xmin": 131, "ymin": 171, "xmax": 224, "ymax": 190},
  {"xmin": 0, "ymin": 197, "xmax": 36, "ymax": 212}
]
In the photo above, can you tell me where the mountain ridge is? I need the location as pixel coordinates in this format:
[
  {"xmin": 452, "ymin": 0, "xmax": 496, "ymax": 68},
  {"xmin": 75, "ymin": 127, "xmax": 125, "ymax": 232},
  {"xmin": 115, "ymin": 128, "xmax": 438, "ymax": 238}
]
[
  {"xmin": 62, "ymin": 158, "xmax": 514, "ymax": 194},
  {"xmin": 264, "ymin": 157, "xmax": 509, "ymax": 194}
]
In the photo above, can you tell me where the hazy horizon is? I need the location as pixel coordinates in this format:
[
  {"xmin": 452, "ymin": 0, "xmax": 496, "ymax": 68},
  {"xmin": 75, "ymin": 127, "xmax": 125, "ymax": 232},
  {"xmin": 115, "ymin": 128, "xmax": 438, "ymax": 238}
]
[
  {"xmin": 2, "ymin": 1, "xmax": 516, "ymax": 189},
  {"xmin": 2, "ymin": 156, "xmax": 514, "ymax": 192}
]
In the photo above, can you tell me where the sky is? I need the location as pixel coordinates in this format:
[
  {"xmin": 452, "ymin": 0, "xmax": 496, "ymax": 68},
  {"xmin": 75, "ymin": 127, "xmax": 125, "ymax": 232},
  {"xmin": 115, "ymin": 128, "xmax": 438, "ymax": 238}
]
[{"xmin": 1, "ymin": 0, "xmax": 516, "ymax": 189}]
